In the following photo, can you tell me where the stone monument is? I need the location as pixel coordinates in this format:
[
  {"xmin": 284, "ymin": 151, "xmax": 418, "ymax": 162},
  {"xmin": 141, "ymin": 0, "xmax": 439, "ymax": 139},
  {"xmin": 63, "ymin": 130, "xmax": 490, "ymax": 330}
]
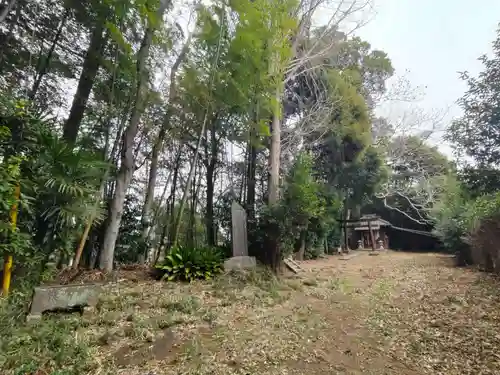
[
  {"xmin": 27, "ymin": 283, "xmax": 104, "ymax": 321},
  {"xmin": 224, "ymin": 201, "xmax": 256, "ymax": 270}
]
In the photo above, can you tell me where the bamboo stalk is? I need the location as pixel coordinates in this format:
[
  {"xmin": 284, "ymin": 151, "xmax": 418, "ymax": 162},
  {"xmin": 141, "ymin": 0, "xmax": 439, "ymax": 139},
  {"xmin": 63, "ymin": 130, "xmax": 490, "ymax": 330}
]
[{"xmin": 2, "ymin": 183, "xmax": 20, "ymax": 297}]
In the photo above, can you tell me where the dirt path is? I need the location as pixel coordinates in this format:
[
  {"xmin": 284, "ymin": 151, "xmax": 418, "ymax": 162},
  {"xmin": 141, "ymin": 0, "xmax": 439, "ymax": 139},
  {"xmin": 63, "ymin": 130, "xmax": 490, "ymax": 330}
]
[{"xmin": 77, "ymin": 252, "xmax": 500, "ymax": 374}]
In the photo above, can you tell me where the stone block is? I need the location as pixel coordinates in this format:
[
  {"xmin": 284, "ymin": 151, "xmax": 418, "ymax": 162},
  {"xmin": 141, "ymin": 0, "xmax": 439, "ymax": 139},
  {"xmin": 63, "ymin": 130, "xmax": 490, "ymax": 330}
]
[{"xmin": 27, "ymin": 283, "xmax": 104, "ymax": 321}]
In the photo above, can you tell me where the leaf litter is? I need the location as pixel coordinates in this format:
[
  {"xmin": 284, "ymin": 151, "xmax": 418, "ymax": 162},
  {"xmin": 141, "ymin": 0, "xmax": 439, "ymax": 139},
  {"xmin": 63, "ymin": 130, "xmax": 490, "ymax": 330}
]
[{"xmin": 30, "ymin": 253, "xmax": 500, "ymax": 374}]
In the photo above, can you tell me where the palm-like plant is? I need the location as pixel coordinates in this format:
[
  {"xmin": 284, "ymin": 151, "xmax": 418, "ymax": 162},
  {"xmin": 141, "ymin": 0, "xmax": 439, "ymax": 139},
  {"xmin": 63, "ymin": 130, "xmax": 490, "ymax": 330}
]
[
  {"xmin": 0, "ymin": 95, "xmax": 110, "ymax": 273},
  {"xmin": 30, "ymin": 131, "xmax": 109, "ymax": 255}
]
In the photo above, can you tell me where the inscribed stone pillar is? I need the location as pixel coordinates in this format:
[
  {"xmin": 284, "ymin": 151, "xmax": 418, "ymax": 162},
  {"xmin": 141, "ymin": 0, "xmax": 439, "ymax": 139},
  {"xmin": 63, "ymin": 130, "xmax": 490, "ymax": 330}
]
[{"xmin": 231, "ymin": 201, "xmax": 248, "ymax": 256}]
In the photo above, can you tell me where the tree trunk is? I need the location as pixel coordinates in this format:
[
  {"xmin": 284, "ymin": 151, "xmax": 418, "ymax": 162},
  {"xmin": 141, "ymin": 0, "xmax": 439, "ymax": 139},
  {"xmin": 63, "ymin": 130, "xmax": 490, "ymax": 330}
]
[
  {"xmin": 193, "ymin": 166, "xmax": 203, "ymax": 247},
  {"xmin": 259, "ymin": 163, "xmax": 266, "ymax": 202},
  {"xmin": 0, "ymin": 2, "xmax": 19, "ymax": 74},
  {"xmin": 99, "ymin": 0, "xmax": 169, "ymax": 271},
  {"xmin": 82, "ymin": 228, "xmax": 97, "ymax": 268},
  {"xmin": 29, "ymin": 8, "xmax": 69, "ymax": 100},
  {"xmin": 171, "ymin": 110, "xmax": 211, "ymax": 247},
  {"xmin": 296, "ymin": 230, "xmax": 307, "ymax": 260},
  {"xmin": 205, "ymin": 162, "xmax": 215, "ymax": 246},
  {"xmin": 155, "ymin": 203, "xmax": 170, "ymax": 264},
  {"xmin": 141, "ymin": 37, "xmax": 191, "ymax": 255},
  {"xmin": 268, "ymin": 88, "xmax": 281, "ymax": 205},
  {"xmin": 205, "ymin": 123, "xmax": 218, "ymax": 247},
  {"xmin": 343, "ymin": 206, "xmax": 351, "ymax": 251},
  {"xmin": 187, "ymin": 165, "xmax": 198, "ymax": 248},
  {"xmin": 144, "ymin": 166, "xmax": 173, "ymax": 247},
  {"xmin": 141, "ymin": 141, "xmax": 161, "ymax": 252},
  {"xmin": 63, "ymin": 23, "xmax": 106, "ymax": 143},
  {"xmin": 0, "ymin": 0, "xmax": 16, "ymax": 24},
  {"xmin": 72, "ymin": 102, "xmax": 124, "ymax": 269},
  {"xmin": 267, "ymin": 86, "xmax": 282, "ymax": 271},
  {"xmin": 245, "ymin": 135, "xmax": 257, "ymax": 239},
  {"xmin": 168, "ymin": 152, "xmax": 181, "ymax": 246},
  {"xmin": 368, "ymin": 220, "xmax": 376, "ymax": 251}
]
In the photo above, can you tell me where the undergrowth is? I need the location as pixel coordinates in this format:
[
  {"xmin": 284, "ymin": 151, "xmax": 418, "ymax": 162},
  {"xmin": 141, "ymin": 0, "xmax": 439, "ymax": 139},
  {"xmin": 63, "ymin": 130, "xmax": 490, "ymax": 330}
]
[
  {"xmin": 155, "ymin": 245, "xmax": 224, "ymax": 282},
  {"xmin": 0, "ymin": 266, "xmax": 284, "ymax": 374},
  {"xmin": 0, "ymin": 287, "xmax": 97, "ymax": 375}
]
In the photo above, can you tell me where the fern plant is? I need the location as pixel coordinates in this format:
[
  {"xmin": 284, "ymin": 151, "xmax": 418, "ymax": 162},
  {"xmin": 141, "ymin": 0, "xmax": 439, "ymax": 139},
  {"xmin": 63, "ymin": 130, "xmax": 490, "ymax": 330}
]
[{"xmin": 156, "ymin": 246, "xmax": 224, "ymax": 282}]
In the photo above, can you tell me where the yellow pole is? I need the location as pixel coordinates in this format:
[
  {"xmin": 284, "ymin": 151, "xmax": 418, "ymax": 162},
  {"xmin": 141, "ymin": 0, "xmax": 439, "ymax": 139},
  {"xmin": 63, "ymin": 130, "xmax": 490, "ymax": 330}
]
[{"xmin": 2, "ymin": 184, "xmax": 20, "ymax": 297}]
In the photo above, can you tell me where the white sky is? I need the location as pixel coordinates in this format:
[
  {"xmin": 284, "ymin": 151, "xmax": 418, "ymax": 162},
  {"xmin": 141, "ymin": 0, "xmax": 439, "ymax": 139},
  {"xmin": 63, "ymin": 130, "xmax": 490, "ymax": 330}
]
[{"xmin": 354, "ymin": 0, "xmax": 500, "ymax": 157}]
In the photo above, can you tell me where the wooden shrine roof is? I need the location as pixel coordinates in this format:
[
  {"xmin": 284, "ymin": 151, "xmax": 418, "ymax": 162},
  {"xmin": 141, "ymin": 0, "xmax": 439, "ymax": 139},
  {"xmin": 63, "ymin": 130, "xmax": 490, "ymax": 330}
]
[{"xmin": 345, "ymin": 214, "xmax": 392, "ymax": 231}]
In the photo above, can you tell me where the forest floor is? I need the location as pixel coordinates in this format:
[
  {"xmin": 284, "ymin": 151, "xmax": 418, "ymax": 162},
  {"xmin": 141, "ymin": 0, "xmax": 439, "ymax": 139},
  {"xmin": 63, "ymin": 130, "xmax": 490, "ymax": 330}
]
[{"xmin": 6, "ymin": 251, "xmax": 500, "ymax": 375}]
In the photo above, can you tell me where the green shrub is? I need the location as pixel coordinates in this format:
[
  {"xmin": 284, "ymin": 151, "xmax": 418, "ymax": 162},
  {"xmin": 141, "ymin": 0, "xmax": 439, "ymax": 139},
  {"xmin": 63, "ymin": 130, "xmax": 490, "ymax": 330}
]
[
  {"xmin": 461, "ymin": 192, "xmax": 500, "ymax": 271},
  {"xmin": 434, "ymin": 186, "xmax": 500, "ymax": 269},
  {"xmin": 433, "ymin": 207, "xmax": 471, "ymax": 264},
  {"xmin": 462, "ymin": 192, "xmax": 500, "ymax": 232},
  {"xmin": 304, "ymin": 230, "xmax": 325, "ymax": 259},
  {"xmin": 156, "ymin": 246, "xmax": 224, "ymax": 282},
  {"xmin": 432, "ymin": 177, "xmax": 472, "ymax": 264},
  {"xmin": 305, "ymin": 246, "xmax": 322, "ymax": 260}
]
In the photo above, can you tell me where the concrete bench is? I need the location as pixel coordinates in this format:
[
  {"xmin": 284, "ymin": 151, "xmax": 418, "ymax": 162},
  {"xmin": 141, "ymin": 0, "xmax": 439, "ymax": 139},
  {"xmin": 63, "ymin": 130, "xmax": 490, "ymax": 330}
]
[{"xmin": 27, "ymin": 283, "xmax": 104, "ymax": 321}]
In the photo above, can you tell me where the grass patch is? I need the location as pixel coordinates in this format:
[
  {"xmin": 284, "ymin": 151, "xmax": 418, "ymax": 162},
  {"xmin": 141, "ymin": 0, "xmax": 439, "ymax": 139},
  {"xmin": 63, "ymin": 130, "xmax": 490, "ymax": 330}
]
[
  {"xmin": 157, "ymin": 315, "xmax": 188, "ymax": 329},
  {"xmin": 211, "ymin": 267, "xmax": 287, "ymax": 306},
  {"xmin": 216, "ymin": 267, "xmax": 280, "ymax": 291},
  {"xmin": 160, "ymin": 295, "xmax": 201, "ymax": 314},
  {"xmin": 0, "ymin": 295, "xmax": 97, "ymax": 375},
  {"xmin": 371, "ymin": 279, "xmax": 393, "ymax": 301},
  {"xmin": 95, "ymin": 311, "xmax": 121, "ymax": 326},
  {"xmin": 123, "ymin": 324, "xmax": 155, "ymax": 341},
  {"xmin": 182, "ymin": 336, "xmax": 203, "ymax": 359},
  {"xmin": 328, "ymin": 277, "xmax": 351, "ymax": 293},
  {"xmin": 200, "ymin": 308, "xmax": 218, "ymax": 325}
]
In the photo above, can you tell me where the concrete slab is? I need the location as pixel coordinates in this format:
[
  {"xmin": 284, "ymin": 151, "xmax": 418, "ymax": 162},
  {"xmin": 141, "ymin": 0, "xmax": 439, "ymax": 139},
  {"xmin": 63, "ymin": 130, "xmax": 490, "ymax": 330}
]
[{"xmin": 27, "ymin": 283, "xmax": 104, "ymax": 321}]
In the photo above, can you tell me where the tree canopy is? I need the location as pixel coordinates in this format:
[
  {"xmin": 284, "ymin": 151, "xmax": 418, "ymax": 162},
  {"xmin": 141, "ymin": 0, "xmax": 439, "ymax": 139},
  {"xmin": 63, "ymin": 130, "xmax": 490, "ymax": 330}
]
[{"xmin": 0, "ymin": 0, "xmax": 457, "ymax": 285}]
